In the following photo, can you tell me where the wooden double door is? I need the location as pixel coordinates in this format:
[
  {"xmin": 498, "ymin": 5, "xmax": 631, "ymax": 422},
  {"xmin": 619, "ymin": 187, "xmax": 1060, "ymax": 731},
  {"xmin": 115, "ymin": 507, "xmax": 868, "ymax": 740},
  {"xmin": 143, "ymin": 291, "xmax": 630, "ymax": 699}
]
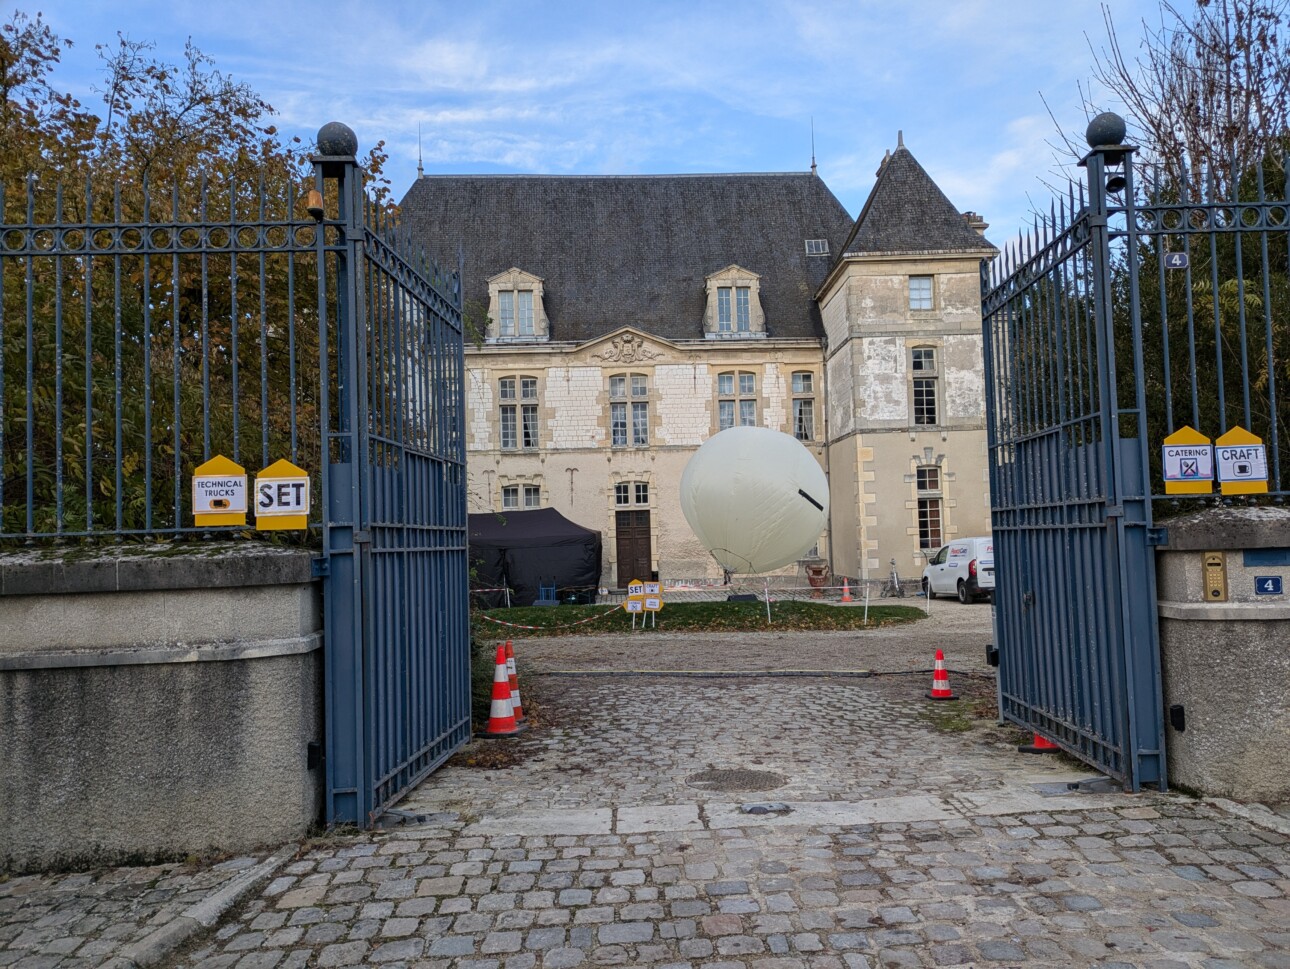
[{"xmin": 615, "ymin": 510, "xmax": 652, "ymax": 588}]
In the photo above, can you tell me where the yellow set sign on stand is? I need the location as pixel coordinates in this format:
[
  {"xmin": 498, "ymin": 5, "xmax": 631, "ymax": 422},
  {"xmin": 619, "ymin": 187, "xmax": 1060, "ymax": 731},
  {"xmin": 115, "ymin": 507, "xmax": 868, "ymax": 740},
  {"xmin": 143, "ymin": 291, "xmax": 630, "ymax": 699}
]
[
  {"xmin": 623, "ymin": 579, "xmax": 663, "ymax": 628},
  {"xmin": 254, "ymin": 459, "xmax": 311, "ymax": 530}
]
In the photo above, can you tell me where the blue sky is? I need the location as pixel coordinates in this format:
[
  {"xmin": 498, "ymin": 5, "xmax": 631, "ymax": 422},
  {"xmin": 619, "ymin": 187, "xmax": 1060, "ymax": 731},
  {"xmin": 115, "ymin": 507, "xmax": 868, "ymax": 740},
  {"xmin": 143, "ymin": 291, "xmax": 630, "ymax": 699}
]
[{"xmin": 28, "ymin": 0, "xmax": 1159, "ymax": 242}]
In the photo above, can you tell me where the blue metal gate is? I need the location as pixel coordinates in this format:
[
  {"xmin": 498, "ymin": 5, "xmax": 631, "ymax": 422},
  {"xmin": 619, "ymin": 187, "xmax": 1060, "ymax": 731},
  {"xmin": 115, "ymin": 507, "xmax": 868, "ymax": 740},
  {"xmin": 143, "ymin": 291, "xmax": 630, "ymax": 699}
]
[
  {"xmin": 314, "ymin": 128, "xmax": 472, "ymax": 826},
  {"xmin": 981, "ymin": 129, "xmax": 1166, "ymax": 791}
]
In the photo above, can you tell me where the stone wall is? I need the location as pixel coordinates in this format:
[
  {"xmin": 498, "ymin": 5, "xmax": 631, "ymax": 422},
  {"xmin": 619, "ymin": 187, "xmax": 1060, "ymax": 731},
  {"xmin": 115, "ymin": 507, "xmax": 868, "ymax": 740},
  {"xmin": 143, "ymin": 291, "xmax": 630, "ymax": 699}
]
[
  {"xmin": 1156, "ymin": 507, "xmax": 1290, "ymax": 802},
  {"xmin": 0, "ymin": 544, "xmax": 323, "ymax": 873}
]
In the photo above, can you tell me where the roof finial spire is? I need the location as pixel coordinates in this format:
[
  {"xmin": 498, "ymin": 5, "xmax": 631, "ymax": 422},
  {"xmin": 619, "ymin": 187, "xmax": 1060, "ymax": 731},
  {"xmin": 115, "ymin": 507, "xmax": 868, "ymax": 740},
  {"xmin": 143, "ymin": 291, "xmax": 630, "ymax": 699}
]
[
  {"xmin": 417, "ymin": 123, "xmax": 424, "ymax": 179},
  {"xmin": 810, "ymin": 117, "xmax": 817, "ymax": 176},
  {"xmin": 897, "ymin": 129, "xmax": 904, "ymax": 149}
]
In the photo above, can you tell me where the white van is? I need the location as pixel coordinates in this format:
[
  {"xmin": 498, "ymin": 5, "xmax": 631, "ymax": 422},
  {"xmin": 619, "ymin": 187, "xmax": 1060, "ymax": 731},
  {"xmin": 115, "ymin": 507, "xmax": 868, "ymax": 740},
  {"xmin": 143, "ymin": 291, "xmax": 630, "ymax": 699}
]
[{"xmin": 921, "ymin": 537, "xmax": 995, "ymax": 603}]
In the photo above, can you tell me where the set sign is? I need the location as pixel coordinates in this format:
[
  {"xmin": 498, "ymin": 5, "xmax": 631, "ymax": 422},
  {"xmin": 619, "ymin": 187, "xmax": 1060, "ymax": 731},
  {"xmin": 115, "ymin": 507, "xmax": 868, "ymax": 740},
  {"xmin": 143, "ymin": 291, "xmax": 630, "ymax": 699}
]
[
  {"xmin": 1161, "ymin": 425, "xmax": 1268, "ymax": 496},
  {"xmin": 192, "ymin": 455, "xmax": 310, "ymax": 530}
]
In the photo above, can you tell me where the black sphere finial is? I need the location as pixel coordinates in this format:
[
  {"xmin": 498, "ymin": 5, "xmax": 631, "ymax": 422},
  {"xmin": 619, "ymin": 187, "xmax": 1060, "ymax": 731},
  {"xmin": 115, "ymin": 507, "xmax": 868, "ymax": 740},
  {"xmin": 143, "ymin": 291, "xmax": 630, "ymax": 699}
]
[
  {"xmin": 1086, "ymin": 112, "xmax": 1127, "ymax": 148},
  {"xmin": 317, "ymin": 121, "xmax": 358, "ymax": 157}
]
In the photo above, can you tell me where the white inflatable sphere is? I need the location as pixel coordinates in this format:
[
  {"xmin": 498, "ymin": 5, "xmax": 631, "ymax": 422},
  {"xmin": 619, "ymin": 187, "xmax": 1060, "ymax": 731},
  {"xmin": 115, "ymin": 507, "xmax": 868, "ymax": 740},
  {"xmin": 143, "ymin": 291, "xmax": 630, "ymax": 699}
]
[{"xmin": 679, "ymin": 426, "xmax": 828, "ymax": 575}]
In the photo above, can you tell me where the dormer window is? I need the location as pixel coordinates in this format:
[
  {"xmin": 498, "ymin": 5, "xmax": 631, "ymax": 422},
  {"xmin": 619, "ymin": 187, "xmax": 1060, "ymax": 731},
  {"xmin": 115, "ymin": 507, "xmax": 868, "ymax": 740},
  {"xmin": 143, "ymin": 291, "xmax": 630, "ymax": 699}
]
[
  {"xmin": 486, "ymin": 268, "xmax": 549, "ymax": 342},
  {"xmin": 805, "ymin": 239, "xmax": 829, "ymax": 256},
  {"xmin": 717, "ymin": 287, "xmax": 751, "ymax": 333},
  {"xmin": 703, "ymin": 265, "xmax": 766, "ymax": 339}
]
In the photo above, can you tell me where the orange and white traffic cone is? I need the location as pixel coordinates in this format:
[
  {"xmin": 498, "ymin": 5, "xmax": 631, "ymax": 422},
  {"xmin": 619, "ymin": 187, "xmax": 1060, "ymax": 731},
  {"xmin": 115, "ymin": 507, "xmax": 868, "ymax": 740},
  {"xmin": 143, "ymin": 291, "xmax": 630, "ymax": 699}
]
[
  {"xmin": 480, "ymin": 645, "xmax": 519, "ymax": 737},
  {"xmin": 1019, "ymin": 732, "xmax": 1060, "ymax": 754},
  {"xmin": 927, "ymin": 649, "xmax": 957, "ymax": 700},
  {"xmin": 505, "ymin": 640, "xmax": 524, "ymax": 722},
  {"xmin": 841, "ymin": 579, "xmax": 853, "ymax": 603}
]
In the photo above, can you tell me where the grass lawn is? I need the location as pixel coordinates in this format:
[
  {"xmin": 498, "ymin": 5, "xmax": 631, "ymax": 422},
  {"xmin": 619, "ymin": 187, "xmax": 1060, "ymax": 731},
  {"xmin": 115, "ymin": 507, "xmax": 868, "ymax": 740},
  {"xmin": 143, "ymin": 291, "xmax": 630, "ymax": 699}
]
[{"xmin": 471, "ymin": 599, "xmax": 925, "ymax": 638}]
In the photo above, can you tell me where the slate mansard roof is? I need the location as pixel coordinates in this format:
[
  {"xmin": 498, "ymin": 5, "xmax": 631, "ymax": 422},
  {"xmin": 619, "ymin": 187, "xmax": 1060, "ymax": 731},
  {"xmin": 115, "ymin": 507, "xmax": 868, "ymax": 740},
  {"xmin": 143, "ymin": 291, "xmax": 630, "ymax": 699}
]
[
  {"xmin": 399, "ymin": 172, "xmax": 856, "ymax": 343},
  {"xmin": 840, "ymin": 146, "xmax": 997, "ymax": 258}
]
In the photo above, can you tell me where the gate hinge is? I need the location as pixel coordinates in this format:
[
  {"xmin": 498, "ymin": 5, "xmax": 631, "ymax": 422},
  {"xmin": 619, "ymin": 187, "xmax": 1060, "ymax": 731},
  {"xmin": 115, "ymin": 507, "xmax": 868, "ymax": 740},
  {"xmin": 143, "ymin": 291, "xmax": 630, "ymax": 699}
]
[
  {"xmin": 1146, "ymin": 527, "xmax": 1169, "ymax": 547},
  {"xmin": 311, "ymin": 555, "xmax": 330, "ymax": 578}
]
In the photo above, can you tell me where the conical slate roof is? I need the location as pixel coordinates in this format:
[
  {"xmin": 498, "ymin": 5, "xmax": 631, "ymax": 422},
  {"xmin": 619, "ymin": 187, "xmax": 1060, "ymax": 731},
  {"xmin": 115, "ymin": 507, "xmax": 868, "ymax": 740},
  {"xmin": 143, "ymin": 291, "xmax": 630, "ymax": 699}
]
[
  {"xmin": 840, "ymin": 146, "xmax": 996, "ymax": 256},
  {"xmin": 398, "ymin": 173, "xmax": 855, "ymax": 343}
]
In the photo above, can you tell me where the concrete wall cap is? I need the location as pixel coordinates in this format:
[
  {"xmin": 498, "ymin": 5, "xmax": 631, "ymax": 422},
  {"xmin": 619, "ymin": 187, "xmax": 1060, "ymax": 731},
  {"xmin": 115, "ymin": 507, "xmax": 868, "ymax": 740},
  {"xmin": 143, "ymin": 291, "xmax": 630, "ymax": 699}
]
[
  {"xmin": 1159, "ymin": 506, "xmax": 1290, "ymax": 551},
  {"xmin": 0, "ymin": 542, "xmax": 315, "ymax": 596}
]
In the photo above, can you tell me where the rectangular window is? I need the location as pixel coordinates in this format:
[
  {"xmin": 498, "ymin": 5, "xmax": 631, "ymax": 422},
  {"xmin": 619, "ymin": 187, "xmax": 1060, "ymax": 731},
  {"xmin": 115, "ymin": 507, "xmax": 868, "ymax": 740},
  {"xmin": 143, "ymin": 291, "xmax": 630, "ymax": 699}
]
[
  {"xmin": 718, "ymin": 399, "xmax": 735, "ymax": 431},
  {"xmin": 502, "ymin": 485, "xmax": 518, "ymax": 510},
  {"xmin": 523, "ymin": 485, "xmax": 540, "ymax": 508},
  {"xmin": 635, "ymin": 482, "xmax": 649, "ymax": 504},
  {"xmin": 499, "ymin": 377, "xmax": 516, "ymax": 400},
  {"xmin": 631, "ymin": 401, "xmax": 648, "ymax": 446},
  {"xmin": 739, "ymin": 399, "xmax": 756, "ymax": 426},
  {"xmin": 912, "ymin": 347, "xmax": 936, "ymax": 372},
  {"xmin": 521, "ymin": 376, "xmax": 538, "ymax": 399},
  {"xmin": 717, "ymin": 287, "xmax": 732, "ymax": 331},
  {"xmin": 609, "ymin": 375, "xmax": 626, "ymax": 398},
  {"xmin": 918, "ymin": 498, "xmax": 942, "ymax": 548},
  {"xmin": 717, "ymin": 372, "xmax": 734, "ymax": 396},
  {"xmin": 917, "ymin": 467, "xmax": 940, "ymax": 491},
  {"xmin": 500, "ymin": 406, "xmax": 517, "ymax": 449},
  {"xmin": 521, "ymin": 404, "xmax": 538, "ymax": 448},
  {"xmin": 738, "ymin": 372, "xmax": 755, "ymax": 396},
  {"xmin": 518, "ymin": 291, "xmax": 534, "ymax": 336},
  {"xmin": 913, "ymin": 378, "xmax": 937, "ymax": 425},
  {"xmin": 499, "ymin": 291, "xmax": 515, "ymax": 335},
  {"xmin": 736, "ymin": 287, "xmax": 750, "ymax": 331},
  {"xmin": 793, "ymin": 399, "xmax": 814, "ymax": 440},
  {"xmin": 792, "ymin": 372, "xmax": 813, "ymax": 394},
  {"xmin": 631, "ymin": 374, "xmax": 648, "ymax": 397},
  {"xmin": 804, "ymin": 239, "xmax": 829, "ymax": 255},
  {"xmin": 615, "ymin": 483, "xmax": 630, "ymax": 505},
  {"xmin": 611, "ymin": 402, "xmax": 627, "ymax": 446},
  {"xmin": 909, "ymin": 276, "xmax": 933, "ymax": 311}
]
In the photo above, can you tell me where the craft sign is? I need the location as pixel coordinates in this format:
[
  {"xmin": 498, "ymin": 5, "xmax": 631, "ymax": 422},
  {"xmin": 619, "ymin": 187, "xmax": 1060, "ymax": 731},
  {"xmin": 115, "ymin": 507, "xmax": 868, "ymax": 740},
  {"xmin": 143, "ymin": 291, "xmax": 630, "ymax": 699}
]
[
  {"xmin": 1215, "ymin": 426, "xmax": 1269, "ymax": 495},
  {"xmin": 192, "ymin": 455, "xmax": 247, "ymax": 527}
]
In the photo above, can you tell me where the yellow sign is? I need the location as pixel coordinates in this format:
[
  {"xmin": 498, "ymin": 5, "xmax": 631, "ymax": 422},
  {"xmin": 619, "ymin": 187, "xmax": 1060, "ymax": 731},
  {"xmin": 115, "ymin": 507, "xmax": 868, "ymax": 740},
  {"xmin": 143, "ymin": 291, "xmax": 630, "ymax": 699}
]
[
  {"xmin": 643, "ymin": 596, "xmax": 663, "ymax": 612},
  {"xmin": 1162, "ymin": 425, "xmax": 1213, "ymax": 495},
  {"xmin": 254, "ymin": 458, "xmax": 310, "ymax": 531},
  {"xmin": 192, "ymin": 455, "xmax": 247, "ymax": 527},
  {"xmin": 1216, "ymin": 426, "xmax": 1269, "ymax": 496}
]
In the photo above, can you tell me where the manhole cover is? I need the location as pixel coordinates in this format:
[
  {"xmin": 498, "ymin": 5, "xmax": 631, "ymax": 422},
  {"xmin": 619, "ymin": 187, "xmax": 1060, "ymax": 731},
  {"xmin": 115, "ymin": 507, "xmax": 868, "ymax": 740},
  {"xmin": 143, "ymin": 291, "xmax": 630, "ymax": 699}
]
[{"xmin": 685, "ymin": 768, "xmax": 786, "ymax": 792}]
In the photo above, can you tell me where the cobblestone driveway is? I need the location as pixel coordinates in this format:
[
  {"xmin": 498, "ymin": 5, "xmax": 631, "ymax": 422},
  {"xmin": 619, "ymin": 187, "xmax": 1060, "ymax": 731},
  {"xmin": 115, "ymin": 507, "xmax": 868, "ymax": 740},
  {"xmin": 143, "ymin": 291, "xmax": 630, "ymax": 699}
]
[
  {"xmin": 4, "ymin": 608, "xmax": 1288, "ymax": 968},
  {"xmin": 168, "ymin": 609, "xmax": 1290, "ymax": 969}
]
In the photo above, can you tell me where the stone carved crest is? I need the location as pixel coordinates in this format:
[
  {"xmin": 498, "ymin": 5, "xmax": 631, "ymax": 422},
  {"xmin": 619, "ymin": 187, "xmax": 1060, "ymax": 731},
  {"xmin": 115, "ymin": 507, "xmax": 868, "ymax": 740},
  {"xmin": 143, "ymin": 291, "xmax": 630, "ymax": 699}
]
[{"xmin": 592, "ymin": 333, "xmax": 660, "ymax": 363}]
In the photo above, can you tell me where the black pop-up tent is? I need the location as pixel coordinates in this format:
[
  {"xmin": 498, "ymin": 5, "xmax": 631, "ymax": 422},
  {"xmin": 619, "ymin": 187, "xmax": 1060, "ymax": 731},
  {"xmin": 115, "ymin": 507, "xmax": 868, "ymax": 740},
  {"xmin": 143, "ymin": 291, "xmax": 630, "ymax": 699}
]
[{"xmin": 469, "ymin": 508, "xmax": 602, "ymax": 607}]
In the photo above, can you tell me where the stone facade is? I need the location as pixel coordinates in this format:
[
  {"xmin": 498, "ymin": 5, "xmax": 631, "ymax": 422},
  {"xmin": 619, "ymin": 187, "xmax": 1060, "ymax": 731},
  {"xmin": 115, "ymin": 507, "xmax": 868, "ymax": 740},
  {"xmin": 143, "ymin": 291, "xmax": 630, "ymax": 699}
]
[
  {"xmin": 466, "ymin": 331, "xmax": 827, "ymax": 584},
  {"xmin": 404, "ymin": 146, "xmax": 996, "ymax": 589}
]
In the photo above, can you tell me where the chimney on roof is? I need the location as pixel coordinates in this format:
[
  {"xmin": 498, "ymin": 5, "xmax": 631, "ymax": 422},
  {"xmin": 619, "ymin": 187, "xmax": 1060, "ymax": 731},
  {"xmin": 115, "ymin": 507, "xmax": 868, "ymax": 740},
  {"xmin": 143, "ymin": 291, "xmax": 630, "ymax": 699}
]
[
  {"xmin": 897, "ymin": 130, "xmax": 904, "ymax": 149},
  {"xmin": 963, "ymin": 211, "xmax": 989, "ymax": 236},
  {"xmin": 876, "ymin": 149, "xmax": 890, "ymax": 177}
]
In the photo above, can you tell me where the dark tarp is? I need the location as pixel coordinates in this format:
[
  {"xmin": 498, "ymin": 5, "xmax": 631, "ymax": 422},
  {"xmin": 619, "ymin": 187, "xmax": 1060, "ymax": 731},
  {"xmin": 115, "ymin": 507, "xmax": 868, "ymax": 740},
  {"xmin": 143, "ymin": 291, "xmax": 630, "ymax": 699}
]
[{"xmin": 469, "ymin": 508, "xmax": 602, "ymax": 607}]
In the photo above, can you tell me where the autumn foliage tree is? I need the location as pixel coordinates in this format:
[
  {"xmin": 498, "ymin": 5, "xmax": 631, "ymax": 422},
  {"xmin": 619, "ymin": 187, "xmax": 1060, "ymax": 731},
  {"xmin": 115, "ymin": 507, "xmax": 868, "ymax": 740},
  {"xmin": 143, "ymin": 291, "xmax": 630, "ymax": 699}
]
[{"xmin": 0, "ymin": 12, "xmax": 390, "ymax": 537}]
